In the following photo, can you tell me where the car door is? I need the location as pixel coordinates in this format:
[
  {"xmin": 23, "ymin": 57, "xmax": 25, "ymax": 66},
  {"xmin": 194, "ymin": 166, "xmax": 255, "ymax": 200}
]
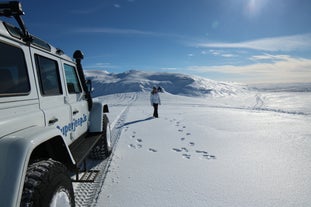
[
  {"xmin": 0, "ymin": 39, "xmax": 44, "ymax": 138},
  {"xmin": 31, "ymin": 48, "xmax": 72, "ymax": 145},
  {"xmin": 62, "ymin": 62, "xmax": 89, "ymax": 140}
]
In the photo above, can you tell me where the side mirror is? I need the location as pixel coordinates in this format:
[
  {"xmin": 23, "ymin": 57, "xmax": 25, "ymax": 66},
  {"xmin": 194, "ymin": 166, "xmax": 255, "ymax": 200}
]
[
  {"xmin": 86, "ymin": 79, "xmax": 93, "ymax": 92},
  {"xmin": 103, "ymin": 104, "xmax": 109, "ymax": 113}
]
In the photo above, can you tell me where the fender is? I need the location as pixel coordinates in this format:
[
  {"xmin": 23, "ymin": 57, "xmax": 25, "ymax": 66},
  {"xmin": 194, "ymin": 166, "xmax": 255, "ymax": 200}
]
[
  {"xmin": 0, "ymin": 126, "xmax": 75, "ymax": 207},
  {"xmin": 89, "ymin": 101, "xmax": 109, "ymax": 132}
]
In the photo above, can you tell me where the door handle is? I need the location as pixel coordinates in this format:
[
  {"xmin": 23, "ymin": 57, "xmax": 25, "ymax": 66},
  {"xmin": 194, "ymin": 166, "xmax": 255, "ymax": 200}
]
[
  {"xmin": 48, "ymin": 118, "xmax": 59, "ymax": 125},
  {"xmin": 73, "ymin": 110, "xmax": 79, "ymax": 115}
]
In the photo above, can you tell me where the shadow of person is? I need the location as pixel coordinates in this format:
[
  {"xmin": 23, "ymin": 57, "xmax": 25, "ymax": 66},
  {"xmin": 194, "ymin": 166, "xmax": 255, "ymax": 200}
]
[{"xmin": 122, "ymin": 117, "xmax": 154, "ymax": 127}]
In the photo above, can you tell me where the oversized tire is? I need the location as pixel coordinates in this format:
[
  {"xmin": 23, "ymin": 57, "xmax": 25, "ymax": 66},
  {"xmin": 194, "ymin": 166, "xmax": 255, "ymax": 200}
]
[
  {"xmin": 20, "ymin": 159, "xmax": 75, "ymax": 207},
  {"xmin": 89, "ymin": 115, "xmax": 112, "ymax": 159}
]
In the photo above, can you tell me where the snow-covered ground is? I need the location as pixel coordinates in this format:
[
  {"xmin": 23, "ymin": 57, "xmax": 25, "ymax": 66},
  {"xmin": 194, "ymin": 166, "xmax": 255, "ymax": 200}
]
[{"xmin": 91, "ymin": 89, "xmax": 311, "ymax": 207}]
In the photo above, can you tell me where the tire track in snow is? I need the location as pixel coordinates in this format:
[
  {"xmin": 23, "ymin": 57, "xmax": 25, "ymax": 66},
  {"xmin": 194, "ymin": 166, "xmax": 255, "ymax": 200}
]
[
  {"xmin": 74, "ymin": 103, "xmax": 132, "ymax": 207},
  {"xmin": 207, "ymin": 104, "xmax": 309, "ymax": 116},
  {"xmin": 253, "ymin": 94, "xmax": 264, "ymax": 109},
  {"xmin": 251, "ymin": 94, "xmax": 308, "ymax": 115}
]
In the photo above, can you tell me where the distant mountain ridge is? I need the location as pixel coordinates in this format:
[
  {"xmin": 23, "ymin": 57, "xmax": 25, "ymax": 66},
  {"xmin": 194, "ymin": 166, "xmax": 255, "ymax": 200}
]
[{"xmin": 84, "ymin": 70, "xmax": 246, "ymax": 97}]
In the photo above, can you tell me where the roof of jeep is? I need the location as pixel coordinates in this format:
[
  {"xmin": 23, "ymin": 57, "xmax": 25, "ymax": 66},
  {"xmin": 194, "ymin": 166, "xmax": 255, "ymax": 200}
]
[{"xmin": 0, "ymin": 20, "xmax": 73, "ymax": 62}]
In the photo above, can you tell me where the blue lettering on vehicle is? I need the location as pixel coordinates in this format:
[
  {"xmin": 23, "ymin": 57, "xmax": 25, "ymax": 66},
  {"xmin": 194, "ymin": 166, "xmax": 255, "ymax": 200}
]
[{"xmin": 56, "ymin": 114, "xmax": 87, "ymax": 136}]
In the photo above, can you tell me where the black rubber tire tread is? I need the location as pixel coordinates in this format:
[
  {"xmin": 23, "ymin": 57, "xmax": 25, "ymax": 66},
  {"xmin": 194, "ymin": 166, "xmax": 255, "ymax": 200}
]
[
  {"xmin": 20, "ymin": 159, "xmax": 75, "ymax": 207},
  {"xmin": 89, "ymin": 115, "xmax": 112, "ymax": 160}
]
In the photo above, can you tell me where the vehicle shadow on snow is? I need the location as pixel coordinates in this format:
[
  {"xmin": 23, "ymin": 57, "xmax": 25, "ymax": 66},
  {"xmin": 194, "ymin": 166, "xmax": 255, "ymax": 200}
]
[{"xmin": 121, "ymin": 117, "xmax": 154, "ymax": 127}]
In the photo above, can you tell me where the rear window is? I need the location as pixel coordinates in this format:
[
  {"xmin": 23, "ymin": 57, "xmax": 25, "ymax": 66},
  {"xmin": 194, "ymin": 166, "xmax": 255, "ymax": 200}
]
[{"xmin": 0, "ymin": 41, "xmax": 30, "ymax": 96}]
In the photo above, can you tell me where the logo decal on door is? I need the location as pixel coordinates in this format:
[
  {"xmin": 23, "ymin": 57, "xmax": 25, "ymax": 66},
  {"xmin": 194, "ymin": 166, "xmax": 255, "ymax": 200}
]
[{"xmin": 56, "ymin": 114, "xmax": 87, "ymax": 136}]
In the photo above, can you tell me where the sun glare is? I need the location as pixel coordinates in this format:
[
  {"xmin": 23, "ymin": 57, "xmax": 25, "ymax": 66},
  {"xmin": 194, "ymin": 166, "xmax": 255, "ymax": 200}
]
[{"xmin": 244, "ymin": 0, "xmax": 268, "ymax": 18}]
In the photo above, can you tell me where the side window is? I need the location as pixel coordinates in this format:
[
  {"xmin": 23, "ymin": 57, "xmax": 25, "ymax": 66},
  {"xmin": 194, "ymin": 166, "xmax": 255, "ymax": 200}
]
[
  {"xmin": 35, "ymin": 55, "xmax": 62, "ymax": 96},
  {"xmin": 64, "ymin": 64, "xmax": 82, "ymax": 94},
  {"xmin": 0, "ymin": 41, "xmax": 30, "ymax": 96}
]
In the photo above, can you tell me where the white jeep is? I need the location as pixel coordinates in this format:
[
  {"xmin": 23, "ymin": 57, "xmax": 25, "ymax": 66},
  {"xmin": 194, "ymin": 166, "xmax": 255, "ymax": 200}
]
[{"xmin": 0, "ymin": 2, "xmax": 112, "ymax": 206}]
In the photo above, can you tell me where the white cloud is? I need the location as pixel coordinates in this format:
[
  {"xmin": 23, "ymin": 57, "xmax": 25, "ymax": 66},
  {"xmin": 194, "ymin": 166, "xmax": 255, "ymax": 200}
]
[
  {"xmin": 188, "ymin": 55, "xmax": 311, "ymax": 83},
  {"xmin": 209, "ymin": 49, "xmax": 220, "ymax": 56},
  {"xmin": 161, "ymin": 67, "xmax": 177, "ymax": 71},
  {"xmin": 74, "ymin": 27, "xmax": 185, "ymax": 39},
  {"xmin": 75, "ymin": 27, "xmax": 157, "ymax": 36},
  {"xmin": 249, "ymin": 54, "xmax": 291, "ymax": 61},
  {"xmin": 85, "ymin": 62, "xmax": 117, "ymax": 70},
  {"xmin": 196, "ymin": 34, "xmax": 311, "ymax": 52},
  {"xmin": 207, "ymin": 49, "xmax": 235, "ymax": 58},
  {"xmin": 221, "ymin": 54, "xmax": 235, "ymax": 58}
]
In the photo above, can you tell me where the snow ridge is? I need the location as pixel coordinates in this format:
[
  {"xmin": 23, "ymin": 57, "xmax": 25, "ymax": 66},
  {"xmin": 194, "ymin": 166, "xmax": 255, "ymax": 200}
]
[{"xmin": 84, "ymin": 70, "xmax": 246, "ymax": 97}]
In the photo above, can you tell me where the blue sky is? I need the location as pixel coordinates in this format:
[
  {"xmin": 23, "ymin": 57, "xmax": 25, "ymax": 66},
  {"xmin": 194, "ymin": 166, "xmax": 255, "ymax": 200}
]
[{"xmin": 13, "ymin": 0, "xmax": 311, "ymax": 83}]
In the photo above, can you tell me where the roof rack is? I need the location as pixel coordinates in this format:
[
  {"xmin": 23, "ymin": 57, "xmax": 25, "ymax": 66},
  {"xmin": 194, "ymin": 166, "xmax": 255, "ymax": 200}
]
[{"xmin": 0, "ymin": 1, "xmax": 31, "ymax": 41}]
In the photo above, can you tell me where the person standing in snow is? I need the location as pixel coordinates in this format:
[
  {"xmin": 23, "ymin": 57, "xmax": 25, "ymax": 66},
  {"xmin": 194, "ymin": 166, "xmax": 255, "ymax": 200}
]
[{"xmin": 150, "ymin": 87, "xmax": 161, "ymax": 118}]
